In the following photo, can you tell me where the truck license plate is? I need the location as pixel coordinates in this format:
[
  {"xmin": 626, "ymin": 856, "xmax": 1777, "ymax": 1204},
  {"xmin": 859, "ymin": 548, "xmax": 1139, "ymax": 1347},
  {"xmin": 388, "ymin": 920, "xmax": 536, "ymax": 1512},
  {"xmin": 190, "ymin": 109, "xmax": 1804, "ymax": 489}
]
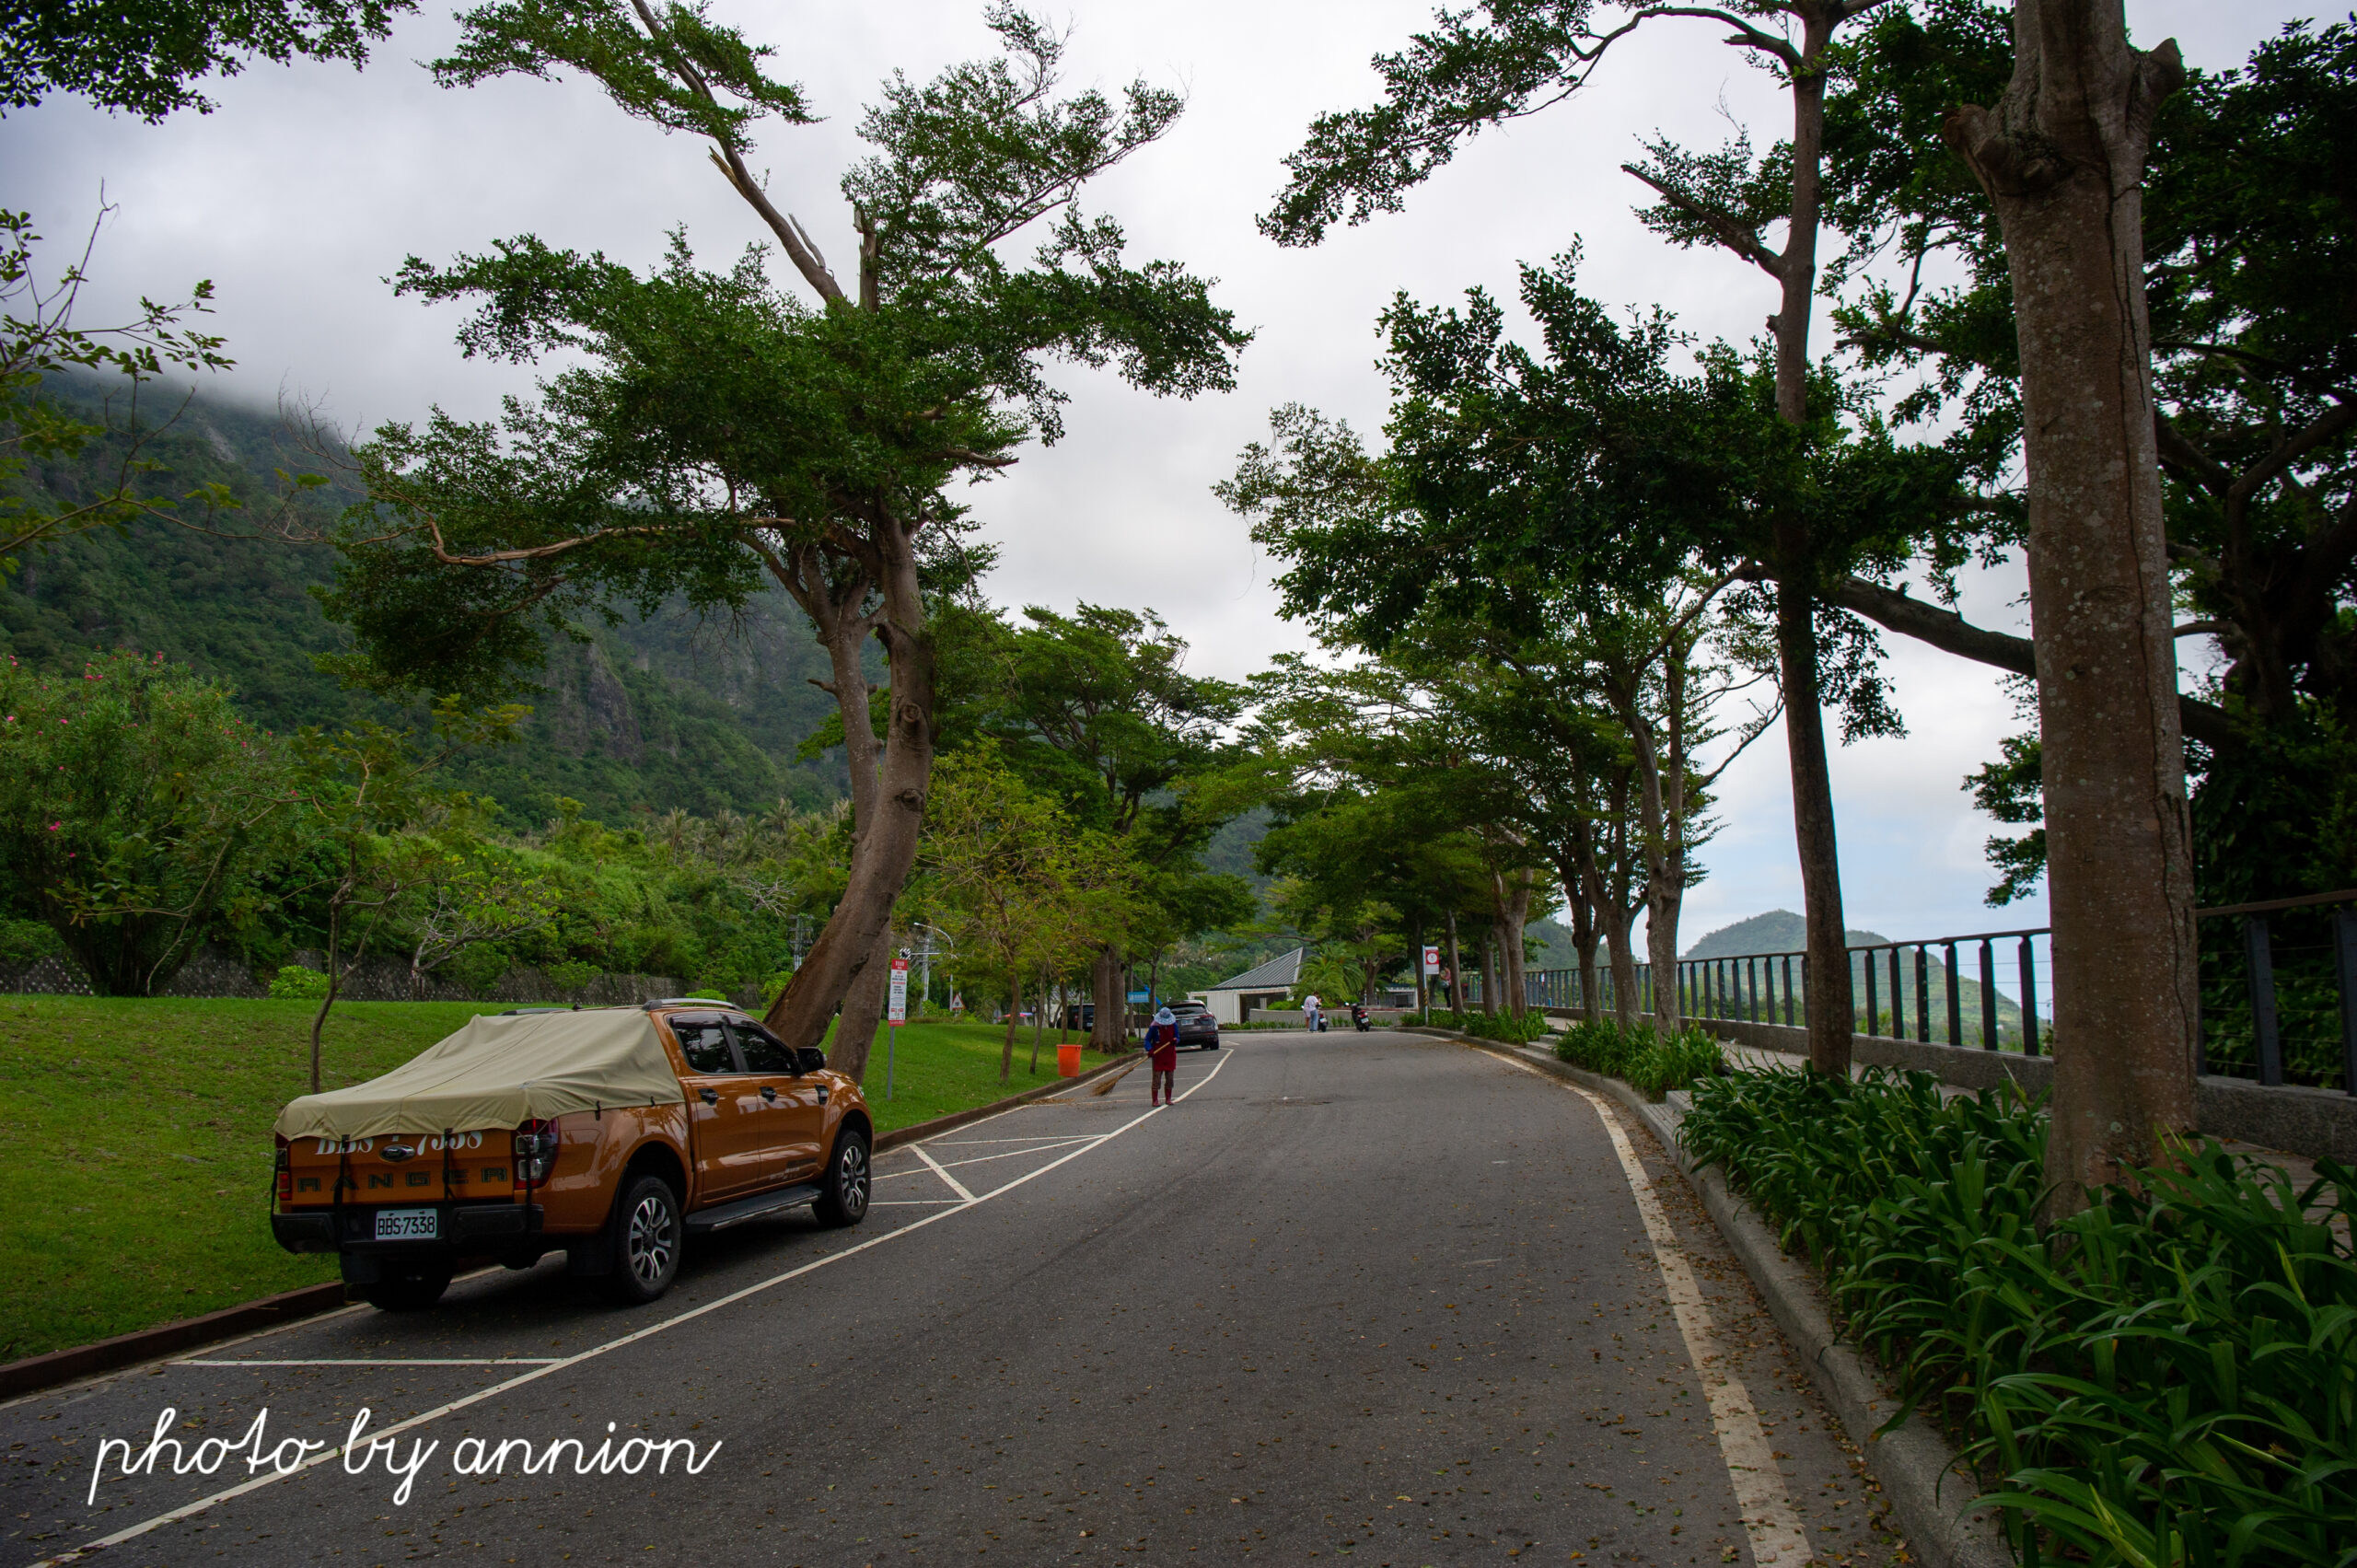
[{"xmin": 374, "ymin": 1208, "xmax": 439, "ymax": 1241}]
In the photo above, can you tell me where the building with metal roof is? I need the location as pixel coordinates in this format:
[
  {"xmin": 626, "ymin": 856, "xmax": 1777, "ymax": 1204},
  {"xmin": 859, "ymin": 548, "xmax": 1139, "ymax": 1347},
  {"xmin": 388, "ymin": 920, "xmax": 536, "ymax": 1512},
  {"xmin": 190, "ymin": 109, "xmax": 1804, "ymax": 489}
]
[{"xmin": 1189, "ymin": 947, "xmax": 1306, "ymax": 1026}]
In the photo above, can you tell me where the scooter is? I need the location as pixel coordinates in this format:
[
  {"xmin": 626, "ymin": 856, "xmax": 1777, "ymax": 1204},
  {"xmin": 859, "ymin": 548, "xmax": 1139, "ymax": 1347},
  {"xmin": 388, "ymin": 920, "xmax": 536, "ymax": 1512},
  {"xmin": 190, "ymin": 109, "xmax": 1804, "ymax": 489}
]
[{"xmin": 1351, "ymin": 1004, "xmax": 1370, "ymax": 1032}]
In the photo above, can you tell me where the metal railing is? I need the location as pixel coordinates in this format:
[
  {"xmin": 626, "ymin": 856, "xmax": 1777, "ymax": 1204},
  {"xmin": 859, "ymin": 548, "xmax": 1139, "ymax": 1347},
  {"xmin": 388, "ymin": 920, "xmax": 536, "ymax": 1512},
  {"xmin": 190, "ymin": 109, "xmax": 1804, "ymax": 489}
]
[
  {"xmin": 2195, "ymin": 889, "xmax": 2357, "ymax": 1091},
  {"xmin": 1524, "ymin": 931, "xmax": 2053, "ymax": 1054},
  {"xmin": 1660, "ymin": 928, "xmax": 2053, "ymax": 1054},
  {"xmin": 1510, "ymin": 889, "xmax": 2357, "ymax": 1094}
]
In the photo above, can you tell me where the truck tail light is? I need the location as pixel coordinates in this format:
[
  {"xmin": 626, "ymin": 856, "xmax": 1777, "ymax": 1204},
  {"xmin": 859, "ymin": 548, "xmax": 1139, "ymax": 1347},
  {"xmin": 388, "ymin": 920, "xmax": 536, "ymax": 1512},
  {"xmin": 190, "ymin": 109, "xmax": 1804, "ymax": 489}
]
[
  {"xmin": 514, "ymin": 1119, "xmax": 559, "ymax": 1189},
  {"xmin": 275, "ymin": 1136, "xmax": 292, "ymax": 1204}
]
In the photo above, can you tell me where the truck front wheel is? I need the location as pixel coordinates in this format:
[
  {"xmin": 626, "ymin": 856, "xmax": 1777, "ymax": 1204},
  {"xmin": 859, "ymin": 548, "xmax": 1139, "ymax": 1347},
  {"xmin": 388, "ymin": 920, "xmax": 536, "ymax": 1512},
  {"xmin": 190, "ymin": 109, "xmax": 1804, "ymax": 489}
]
[
  {"xmin": 811, "ymin": 1128, "xmax": 871, "ymax": 1228},
  {"xmin": 602, "ymin": 1173, "xmax": 683, "ymax": 1305}
]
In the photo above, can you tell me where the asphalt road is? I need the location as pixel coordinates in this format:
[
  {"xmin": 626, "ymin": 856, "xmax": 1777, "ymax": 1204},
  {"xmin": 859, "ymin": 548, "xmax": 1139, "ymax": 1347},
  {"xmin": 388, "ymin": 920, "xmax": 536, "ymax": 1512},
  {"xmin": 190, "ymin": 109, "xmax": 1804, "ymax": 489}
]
[{"xmin": 4, "ymin": 1029, "xmax": 1898, "ymax": 1567}]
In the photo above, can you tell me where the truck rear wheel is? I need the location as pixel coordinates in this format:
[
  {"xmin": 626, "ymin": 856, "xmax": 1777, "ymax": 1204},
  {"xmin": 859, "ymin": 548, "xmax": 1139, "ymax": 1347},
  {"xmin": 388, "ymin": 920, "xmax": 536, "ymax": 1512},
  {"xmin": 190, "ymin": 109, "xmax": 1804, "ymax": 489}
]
[
  {"xmin": 602, "ymin": 1173, "xmax": 682, "ymax": 1305},
  {"xmin": 811, "ymin": 1128, "xmax": 871, "ymax": 1228},
  {"xmin": 362, "ymin": 1260, "xmax": 452, "ymax": 1312}
]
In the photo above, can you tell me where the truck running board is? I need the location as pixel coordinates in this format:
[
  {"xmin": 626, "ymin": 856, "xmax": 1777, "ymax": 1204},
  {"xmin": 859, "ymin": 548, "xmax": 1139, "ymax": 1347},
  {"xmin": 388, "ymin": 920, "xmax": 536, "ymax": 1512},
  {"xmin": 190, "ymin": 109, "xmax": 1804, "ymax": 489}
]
[{"xmin": 686, "ymin": 1182, "xmax": 825, "ymax": 1234}]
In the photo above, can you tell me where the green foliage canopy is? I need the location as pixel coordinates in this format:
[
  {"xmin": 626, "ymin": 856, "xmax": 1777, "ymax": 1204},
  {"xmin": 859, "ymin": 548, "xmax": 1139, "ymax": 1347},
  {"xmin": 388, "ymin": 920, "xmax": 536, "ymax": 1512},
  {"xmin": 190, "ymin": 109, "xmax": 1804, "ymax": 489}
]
[{"xmin": 0, "ymin": 648, "xmax": 300, "ymax": 993}]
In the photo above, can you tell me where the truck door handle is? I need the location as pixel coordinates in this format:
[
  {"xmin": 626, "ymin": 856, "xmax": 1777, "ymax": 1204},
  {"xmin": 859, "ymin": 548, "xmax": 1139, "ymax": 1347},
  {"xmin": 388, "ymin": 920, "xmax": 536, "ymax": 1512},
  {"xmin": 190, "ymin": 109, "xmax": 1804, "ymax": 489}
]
[
  {"xmin": 760, "ymin": 1086, "xmax": 777, "ymax": 1102},
  {"xmin": 699, "ymin": 1088, "xmax": 717, "ymax": 1105}
]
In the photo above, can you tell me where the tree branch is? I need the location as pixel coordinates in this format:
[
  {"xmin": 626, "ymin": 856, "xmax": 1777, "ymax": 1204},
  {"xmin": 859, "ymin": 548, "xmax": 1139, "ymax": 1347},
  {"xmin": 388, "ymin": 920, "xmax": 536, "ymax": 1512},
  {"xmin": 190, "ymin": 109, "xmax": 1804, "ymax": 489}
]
[
  {"xmin": 1620, "ymin": 164, "xmax": 1785, "ymax": 280},
  {"xmin": 1822, "ymin": 575, "xmax": 2235, "ymax": 748}
]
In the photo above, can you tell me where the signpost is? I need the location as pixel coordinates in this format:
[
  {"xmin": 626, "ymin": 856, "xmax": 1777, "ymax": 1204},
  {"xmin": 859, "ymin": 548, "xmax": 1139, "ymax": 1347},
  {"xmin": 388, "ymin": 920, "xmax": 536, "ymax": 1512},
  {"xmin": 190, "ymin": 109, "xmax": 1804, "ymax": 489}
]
[
  {"xmin": 1422, "ymin": 946, "xmax": 1441, "ymax": 975},
  {"xmin": 887, "ymin": 954, "xmax": 911, "ymax": 1101}
]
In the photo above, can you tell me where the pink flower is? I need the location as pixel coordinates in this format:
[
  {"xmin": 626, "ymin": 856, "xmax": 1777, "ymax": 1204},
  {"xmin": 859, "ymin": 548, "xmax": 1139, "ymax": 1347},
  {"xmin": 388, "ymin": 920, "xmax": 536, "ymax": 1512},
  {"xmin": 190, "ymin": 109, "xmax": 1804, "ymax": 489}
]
[{"xmin": 46, "ymin": 821, "xmax": 60, "ymax": 831}]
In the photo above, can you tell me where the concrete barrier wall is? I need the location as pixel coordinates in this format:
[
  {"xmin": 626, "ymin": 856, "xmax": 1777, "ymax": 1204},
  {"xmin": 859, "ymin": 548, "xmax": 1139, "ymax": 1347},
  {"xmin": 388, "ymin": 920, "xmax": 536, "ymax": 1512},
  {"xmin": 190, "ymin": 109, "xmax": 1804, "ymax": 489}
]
[{"xmin": 1585, "ymin": 1009, "xmax": 2357, "ymax": 1164}]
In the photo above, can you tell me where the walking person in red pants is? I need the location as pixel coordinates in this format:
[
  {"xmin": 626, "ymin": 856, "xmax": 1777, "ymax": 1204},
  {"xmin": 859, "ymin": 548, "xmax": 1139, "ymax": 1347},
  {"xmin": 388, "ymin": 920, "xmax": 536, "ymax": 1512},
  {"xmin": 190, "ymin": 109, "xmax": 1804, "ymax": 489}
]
[{"xmin": 1146, "ymin": 1005, "xmax": 1180, "ymax": 1106}]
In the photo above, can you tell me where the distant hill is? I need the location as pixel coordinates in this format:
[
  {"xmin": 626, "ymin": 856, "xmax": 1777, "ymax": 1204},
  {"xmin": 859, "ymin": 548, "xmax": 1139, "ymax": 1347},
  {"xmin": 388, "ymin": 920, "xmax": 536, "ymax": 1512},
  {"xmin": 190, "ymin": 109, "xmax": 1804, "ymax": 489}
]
[
  {"xmin": 1682, "ymin": 910, "xmax": 1889, "ymax": 958},
  {"xmin": 1679, "ymin": 908, "xmax": 2032, "ymax": 1046},
  {"xmin": 2, "ymin": 377, "xmax": 849, "ymax": 823}
]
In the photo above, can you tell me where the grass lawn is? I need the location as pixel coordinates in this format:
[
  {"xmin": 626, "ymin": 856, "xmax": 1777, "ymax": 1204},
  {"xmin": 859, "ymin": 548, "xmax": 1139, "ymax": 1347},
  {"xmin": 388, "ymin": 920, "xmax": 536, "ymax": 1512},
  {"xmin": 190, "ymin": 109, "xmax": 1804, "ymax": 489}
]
[
  {"xmin": 857, "ymin": 1015, "xmax": 1111, "ymax": 1136},
  {"xmin": 0, "ymin": 995, "xmax": 1120, "ymax": 1364}
]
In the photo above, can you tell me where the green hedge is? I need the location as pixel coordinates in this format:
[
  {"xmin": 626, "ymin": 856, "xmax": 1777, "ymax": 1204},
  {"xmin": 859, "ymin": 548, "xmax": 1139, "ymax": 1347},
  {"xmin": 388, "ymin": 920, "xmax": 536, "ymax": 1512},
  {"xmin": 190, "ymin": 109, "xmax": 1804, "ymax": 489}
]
[
  {"xmin": 1678, "ymin": 1066, "xmax": 2357, "ymax": 1566},
  {"xmin": 1409, "ymin": 1006, "xmax": 1551, "ymax": 1043},
  {"xmin": 1553, "ymin": 1017, "xmax": 1724, "ymax": 1096}
]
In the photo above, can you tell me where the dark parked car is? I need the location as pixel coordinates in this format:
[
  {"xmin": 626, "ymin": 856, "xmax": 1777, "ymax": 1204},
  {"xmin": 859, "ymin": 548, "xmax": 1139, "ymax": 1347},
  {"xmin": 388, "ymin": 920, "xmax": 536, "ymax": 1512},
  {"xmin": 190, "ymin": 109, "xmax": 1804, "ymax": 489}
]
[
  {"xmin": 1167, "ymin": 1001, "xmax": 1221, "ymax": 1051},
  {"xmin": 1059, "ymin": 1003, "xmax": 1096, "ymax": 1032}
]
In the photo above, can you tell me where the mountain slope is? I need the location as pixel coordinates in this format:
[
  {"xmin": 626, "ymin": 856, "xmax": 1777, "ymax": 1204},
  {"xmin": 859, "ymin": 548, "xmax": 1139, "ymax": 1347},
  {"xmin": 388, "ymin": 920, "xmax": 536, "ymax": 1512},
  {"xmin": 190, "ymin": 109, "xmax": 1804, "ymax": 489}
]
[{"xmin": 2, "ymin": 377, "xmax": 848, "ymax": 820}]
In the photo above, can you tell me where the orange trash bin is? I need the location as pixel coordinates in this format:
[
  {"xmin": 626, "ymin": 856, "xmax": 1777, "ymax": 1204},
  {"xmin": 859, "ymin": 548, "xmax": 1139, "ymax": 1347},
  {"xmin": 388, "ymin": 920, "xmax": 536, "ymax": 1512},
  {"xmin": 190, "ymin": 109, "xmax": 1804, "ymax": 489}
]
[{"xmin": 1057, "ymin": 1042, "xmax": 1084, "ymax": 1078}]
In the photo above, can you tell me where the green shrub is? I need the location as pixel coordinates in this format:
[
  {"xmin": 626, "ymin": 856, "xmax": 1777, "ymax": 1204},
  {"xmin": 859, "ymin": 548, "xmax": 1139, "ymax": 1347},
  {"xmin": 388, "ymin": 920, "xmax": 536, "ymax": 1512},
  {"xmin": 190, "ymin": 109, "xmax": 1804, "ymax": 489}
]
[
  {"xmin": 1625, "ymin": 1028, "xmax": 1724, "ymax": 1096},
  {"xmin": 544, "ymin": 959, "xmax": 599, "ymax": 993},
  {"xmin": 0, "ymin": 916, "xmax": 64, "ymax": 965},
  {"xmin": 1555, "ymin": 1018, "xmax": 1722, "ymax": 1094},
  {"xmin": 1679, "ymin": 1066, "xmax": 2357, "ymax": 1565},
  {"xmin": 0, "ymin": 651, "xmax": 301, "ymax": 993},
  {"xmin": 1446, "ymin": 1008, "xmax": 1549, "ymax": 1043},
  {"xmin": 268, "ymin": 964, "xmax": 330, "ymax": 999}
]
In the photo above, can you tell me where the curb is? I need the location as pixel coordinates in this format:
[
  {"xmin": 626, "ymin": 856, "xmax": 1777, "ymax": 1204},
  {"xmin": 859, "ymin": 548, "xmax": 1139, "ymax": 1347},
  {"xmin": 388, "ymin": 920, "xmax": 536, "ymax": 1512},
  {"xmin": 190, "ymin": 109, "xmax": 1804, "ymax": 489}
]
[
  {"xmin": 1433, "ymin": 1030, "xmax": 2013, "ymax": 1568},
  {"xmin": 874, "ymin": 1049, "xmax": 1143, "ymax": 1150},
  {"xmin": 1, "ymin": 1050, "xmax": 1146, "ymax": 1407},
  {"xmin": 0, "ymin": 1282, "xmax": 353, "ymax": 1403}
]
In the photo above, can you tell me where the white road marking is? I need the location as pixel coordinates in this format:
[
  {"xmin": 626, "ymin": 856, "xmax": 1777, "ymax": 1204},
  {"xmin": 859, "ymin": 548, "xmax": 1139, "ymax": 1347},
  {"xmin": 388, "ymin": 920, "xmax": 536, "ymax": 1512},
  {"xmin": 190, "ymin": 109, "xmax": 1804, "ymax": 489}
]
[
  {"xmin": 873, "ymin": 1136, "xmax": 1098, "ymax": 1183},
  {"xmin": 171, "ymin": 1358, "xmax": 559, "ymax": 1368},
  {"xmin": 911, "ymin": 1143, "xmax": 979, "ymax": 1202},
  {"xmin": 871, "ymin": 1199, "xmax": 966, "ymax": 1207},
  {"xmin": 1485, "ymin": 1051, "xmax": 1811, "ymax": 1566},
  {"xmin": 927, "ymin": 1135, "xmax": 1097, "ymax": 1146},
  {"xmin": 935, "ymin": 1137, "xmax": 1097, "ymax": 1169},
  {"xmin": 28, "ymin": 1046, "xmax": 1235, "ymax": 1568}
]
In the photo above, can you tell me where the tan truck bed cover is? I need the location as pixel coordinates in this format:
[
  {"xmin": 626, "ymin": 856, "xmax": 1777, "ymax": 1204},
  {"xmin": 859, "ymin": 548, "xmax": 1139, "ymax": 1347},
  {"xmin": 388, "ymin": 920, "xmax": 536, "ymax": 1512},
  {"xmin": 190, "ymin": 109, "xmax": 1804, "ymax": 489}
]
[{"xmin": 273, "ymin": 1009, "xmax": 685, "ymax": 1141}]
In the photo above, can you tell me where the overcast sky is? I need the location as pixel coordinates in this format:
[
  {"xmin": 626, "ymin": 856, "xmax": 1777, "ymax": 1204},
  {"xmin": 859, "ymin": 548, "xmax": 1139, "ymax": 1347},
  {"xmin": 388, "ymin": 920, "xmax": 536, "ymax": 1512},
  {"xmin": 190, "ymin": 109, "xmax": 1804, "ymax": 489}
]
[{"xmin": 3, "ymin": 1, "xmax": 2312, "ymax": 951}]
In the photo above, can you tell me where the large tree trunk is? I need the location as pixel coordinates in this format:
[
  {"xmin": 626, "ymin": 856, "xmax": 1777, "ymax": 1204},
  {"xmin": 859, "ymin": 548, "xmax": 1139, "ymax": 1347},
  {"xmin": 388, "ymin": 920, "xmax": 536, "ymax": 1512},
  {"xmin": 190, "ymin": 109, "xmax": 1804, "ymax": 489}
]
[
  {"xmin": 1486, "ymin": 851, "xmax": 1533, "ymax": 1017},
  {"xmin": 1561, "ymin": 857, "xmax": 1600, "ymax": 1025},
  {"xmin": 1761, "ymin": 6, "xmax": 1856, "ymax": 1078},
  {"xmin": 1433, "ymin": 905, "xmax": 1451, "ymax": 1014},
  {"xmin": 1478, "ymin": 930, "xmax": 1500, "ymax": 1017},
  {"xmin": 1778, "ymin": 579, "xmax": 1854, "ymax": 1072},
  {"xmin": 1947, "ymin": 1, "xmax": 2193, "ymax": 1205},
  {"xmin": 833, "ymin": 924, "xmax": 895, "ymax": 1077},
  {"xmin": 1090, "ymin": 946, "xmax": 1124, "ymax": 1051},
  {"xmin": 1573, "ymin": 818, "xmax": 1642, "ymax": 1033},
  {"xmin": 763, "ymin": 531, "xmax": 938, "ymax": 1070},
  {"xmin": 1000, "ymin": 971, "xmax": 1022, "ymax": 1083}
]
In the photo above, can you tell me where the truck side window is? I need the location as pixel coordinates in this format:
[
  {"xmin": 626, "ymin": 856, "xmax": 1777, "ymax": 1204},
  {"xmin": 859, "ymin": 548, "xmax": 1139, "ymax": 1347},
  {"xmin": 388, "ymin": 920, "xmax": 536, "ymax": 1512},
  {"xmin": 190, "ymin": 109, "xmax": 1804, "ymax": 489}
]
[
  {"xmin": 727, "ymin": 1019, "xmax": 797, "ymax": 1074},
  {"xmin": 670, "ymin": 1017, "xmax": 737, "ymax": 1074}
]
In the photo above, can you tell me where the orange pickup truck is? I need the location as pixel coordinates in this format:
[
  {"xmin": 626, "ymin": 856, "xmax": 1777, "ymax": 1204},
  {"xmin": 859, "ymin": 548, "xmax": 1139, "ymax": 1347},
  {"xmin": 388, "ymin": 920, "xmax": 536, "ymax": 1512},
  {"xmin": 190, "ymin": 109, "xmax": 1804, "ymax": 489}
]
[{"xmin": 270, "ymin": 1002, "xmax": 872, "ymax": 1310}]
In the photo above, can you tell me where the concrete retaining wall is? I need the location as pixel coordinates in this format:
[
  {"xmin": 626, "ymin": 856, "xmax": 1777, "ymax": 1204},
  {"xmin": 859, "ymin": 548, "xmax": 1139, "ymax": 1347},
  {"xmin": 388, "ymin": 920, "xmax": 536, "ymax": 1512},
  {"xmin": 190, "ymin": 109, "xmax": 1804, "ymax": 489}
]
[
  {"xmin": 0, "ymin": 943, "xmax": 758, "ymax": 1012},
  {"xmin": 1602, "ymin": 1009, "xmax": 2357, "ymax": 1164}
]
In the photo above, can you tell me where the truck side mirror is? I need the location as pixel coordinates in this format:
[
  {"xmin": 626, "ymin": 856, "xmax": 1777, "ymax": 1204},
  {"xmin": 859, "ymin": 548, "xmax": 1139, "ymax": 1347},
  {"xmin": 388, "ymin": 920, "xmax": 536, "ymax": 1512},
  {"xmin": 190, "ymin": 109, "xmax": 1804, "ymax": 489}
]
[{"xmin": 799, "ymin": 1048, "xmax": 827, "ymax": 1074}]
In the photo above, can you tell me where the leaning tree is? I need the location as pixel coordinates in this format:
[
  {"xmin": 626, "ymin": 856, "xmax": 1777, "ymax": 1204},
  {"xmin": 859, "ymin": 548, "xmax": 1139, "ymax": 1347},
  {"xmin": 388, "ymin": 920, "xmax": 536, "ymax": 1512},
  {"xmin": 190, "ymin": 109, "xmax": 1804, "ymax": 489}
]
[{"xmin": 324, "ymin": 2, "xmax": 1247, "ymax": 1079}]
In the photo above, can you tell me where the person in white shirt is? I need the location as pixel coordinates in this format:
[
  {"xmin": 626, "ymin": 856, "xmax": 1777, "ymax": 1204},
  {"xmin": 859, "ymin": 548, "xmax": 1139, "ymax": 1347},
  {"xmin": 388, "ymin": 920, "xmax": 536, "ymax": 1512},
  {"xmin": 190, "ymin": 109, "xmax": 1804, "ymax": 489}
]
[{"xmin": 1302, "ymin": 992, "xmax": 1322, "ymax": 1031}]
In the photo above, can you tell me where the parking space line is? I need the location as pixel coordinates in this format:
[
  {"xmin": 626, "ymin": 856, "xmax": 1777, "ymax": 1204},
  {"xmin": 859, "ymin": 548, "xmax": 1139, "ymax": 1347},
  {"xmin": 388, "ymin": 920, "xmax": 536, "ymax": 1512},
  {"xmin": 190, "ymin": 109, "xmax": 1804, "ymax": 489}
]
[
  {"xmin": 871, "ymin": 1199, "xmax": 966, "ymax": 1207},
  {"xmin": 926, "ymin": 1135, "xmax": 1097, "ymax": 1146},
  {"xmin": 934, "ymin": 1137, "xmax": 1097, "ymax": 1169},
  {"xmin": 27, "ymin": 1045, "xmax": 1237, "ymax": 1568},
  {"xmin": 911, "ymin": 1143, "xmax": 979, "ymax": 1202}
]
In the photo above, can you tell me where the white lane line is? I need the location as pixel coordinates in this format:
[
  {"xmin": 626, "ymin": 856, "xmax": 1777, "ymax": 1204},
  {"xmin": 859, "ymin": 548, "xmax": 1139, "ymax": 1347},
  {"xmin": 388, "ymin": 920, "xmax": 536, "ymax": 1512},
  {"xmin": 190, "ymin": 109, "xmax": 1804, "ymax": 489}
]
[
  {"xmin": 1486, "ymin": 1052, "xmax": 1809, "ymax": 1565},
  {"xmin": 871, "ymin": 1199, "xmax": 965, "ymax": 1207},
  {"xmin": 171, "ymin": 1358, "xmax": 558, "ymax": 1368},
  {"xmin": 911, "ymin": 1143, "xmax": 979, "ymax": 1202},
  {"xmin": 29, "ymin": 1045, "xmax": 1236, "ymax": 1568}
]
